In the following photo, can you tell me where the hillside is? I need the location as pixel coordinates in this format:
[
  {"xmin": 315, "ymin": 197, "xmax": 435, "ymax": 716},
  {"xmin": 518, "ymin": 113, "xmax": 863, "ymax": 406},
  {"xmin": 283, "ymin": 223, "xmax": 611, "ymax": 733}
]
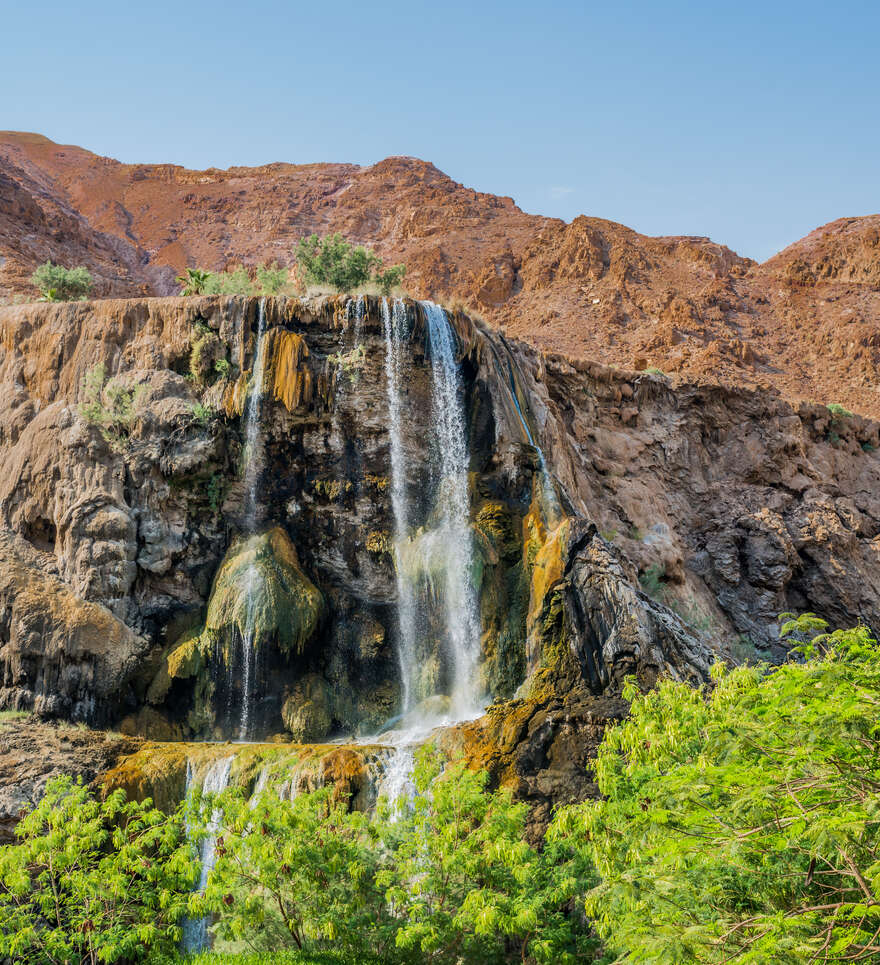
[{"xmin": 1, "ymin": 132, "xmax": 878, "ymax": 417}]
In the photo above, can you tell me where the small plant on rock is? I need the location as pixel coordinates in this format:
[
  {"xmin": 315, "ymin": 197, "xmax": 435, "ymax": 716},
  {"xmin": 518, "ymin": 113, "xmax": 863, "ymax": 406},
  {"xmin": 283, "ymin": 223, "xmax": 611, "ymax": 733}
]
[
  {"xmin": 827, "ymin": 402, "xmax": 853, "ymax": 420},
  {"xmin": 79, "ymin": 363, "xmax": 143, "ymax": 451}
]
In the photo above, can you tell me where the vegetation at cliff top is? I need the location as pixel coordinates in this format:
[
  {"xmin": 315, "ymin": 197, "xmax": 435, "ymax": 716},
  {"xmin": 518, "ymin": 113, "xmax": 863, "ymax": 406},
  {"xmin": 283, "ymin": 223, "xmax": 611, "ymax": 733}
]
[
  {"xmin": 295, "ymin": 233, "xmax": 405, "ymax": 295},
  {"xmin": 30, "ymin": 261, "xmax": 93, "ymax": 301},
  {"xmin": 175, "ymin": 237, "xmax": 406, "ymax": 299},
  {"xmin": 2, "ymin": 618, "xmax": 877, "ymax": 964}
]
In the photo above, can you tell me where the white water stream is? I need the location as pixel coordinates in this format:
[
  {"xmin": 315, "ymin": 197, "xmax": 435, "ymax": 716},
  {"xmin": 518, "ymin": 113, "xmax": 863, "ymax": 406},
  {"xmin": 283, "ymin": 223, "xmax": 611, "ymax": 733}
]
[
  {"xmin": 235, "ymin": 298, "xmax": 268, "ymax": 741},
  {"xmin": 181, "ymin": 756, "xmax": 234, "ymax": 953}
]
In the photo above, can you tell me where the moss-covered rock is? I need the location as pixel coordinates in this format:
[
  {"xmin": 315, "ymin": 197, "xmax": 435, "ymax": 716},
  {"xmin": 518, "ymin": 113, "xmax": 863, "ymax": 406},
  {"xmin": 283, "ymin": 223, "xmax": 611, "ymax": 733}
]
[{"xmin": 206, "ymin": 526, "xmax": 323, "ymax": 657}]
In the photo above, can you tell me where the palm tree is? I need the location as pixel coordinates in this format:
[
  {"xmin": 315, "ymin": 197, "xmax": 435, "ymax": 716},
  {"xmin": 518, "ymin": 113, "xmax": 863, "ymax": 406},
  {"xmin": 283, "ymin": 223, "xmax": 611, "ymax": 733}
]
[{"xmin": 177, "ymin": 267, "xmax": 212, "ymax": 296}]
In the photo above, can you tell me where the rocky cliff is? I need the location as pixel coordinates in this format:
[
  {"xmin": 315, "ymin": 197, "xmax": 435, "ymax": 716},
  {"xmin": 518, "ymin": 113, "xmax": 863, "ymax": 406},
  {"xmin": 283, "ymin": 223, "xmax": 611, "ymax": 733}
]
[
  {"xmin": 0, "ymin": 294, "xmax": 877, "ymax": 830},
  {"xmin": 2, "ymin": 132, "xmax": 879, "ymax": 420}
]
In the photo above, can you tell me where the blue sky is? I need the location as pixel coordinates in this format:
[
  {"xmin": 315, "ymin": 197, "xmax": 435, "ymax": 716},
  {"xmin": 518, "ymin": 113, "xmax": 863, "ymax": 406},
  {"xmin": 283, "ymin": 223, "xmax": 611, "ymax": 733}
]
[{"xmin": 2, "ymin": 0, "xmax": 877, "ymax": 261}]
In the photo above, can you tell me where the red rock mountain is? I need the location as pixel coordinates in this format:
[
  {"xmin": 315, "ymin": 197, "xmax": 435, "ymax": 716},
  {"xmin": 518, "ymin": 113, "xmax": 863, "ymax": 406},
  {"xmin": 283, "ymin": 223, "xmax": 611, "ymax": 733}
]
[{"xmin": 1, "ymin": 131, "xmax": 878, "ymax": 417}]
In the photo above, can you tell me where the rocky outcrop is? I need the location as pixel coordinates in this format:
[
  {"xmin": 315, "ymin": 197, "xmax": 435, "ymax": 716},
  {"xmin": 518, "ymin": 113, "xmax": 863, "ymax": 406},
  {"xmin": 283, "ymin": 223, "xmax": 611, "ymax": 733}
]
[
  {"xmin": 0, "ymin": 293, "xmax": 877, "ymax": 829},
  {"xmin": 0, "ymin": 716, "xmax": 138, "ymax": 841}
]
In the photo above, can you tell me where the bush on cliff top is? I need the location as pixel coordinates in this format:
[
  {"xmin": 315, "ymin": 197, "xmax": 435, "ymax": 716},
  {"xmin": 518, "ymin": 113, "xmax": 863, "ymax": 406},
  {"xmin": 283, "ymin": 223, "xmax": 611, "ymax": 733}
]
[
  {"xmin": 295, "ymin": 233, "xmax": 406, "ymax": 295},
  {"xmin": 550, "ymin": 615, "xmax": 880, "ymax": 964},
  {"xmin": 30, "ymin": 261, "xmax": 93, "ymax": 301}
]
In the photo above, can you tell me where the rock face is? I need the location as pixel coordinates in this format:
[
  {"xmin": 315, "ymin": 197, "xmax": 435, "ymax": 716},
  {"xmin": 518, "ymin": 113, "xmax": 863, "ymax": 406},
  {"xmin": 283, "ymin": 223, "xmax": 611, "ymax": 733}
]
[
  {"xmin": 0, "ymin": 716, "xmax": 138, "ymax": 842},
  {"xmin": 0, "ymin": 294, "xmax": 877, "ymax": 824},
  {"xmin": 1, "ymin": 132, "xmax": 879, "ymax": 419}
]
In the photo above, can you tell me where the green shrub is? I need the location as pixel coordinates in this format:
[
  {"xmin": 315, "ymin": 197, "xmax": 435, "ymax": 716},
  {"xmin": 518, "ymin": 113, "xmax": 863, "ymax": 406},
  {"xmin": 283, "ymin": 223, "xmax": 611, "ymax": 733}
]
[
  {"xmin": 190, "ymin": 401, "xmax": 215, "ymax": 427},
  {"xmin": 551, "ymin": 617, "xmax": 880, "ymax": 964},
  {"xmin": 30, "ymin": 261, "xmax": 93, "ymax": 301},
  {"xmin": 374, "ymin": 263, "xmax": 406, "ymax": 296},
  {"xmin": 0, "ymin": 777, "xmax": 192, "ymax": 965},
  {"xmin": 827, "ymin": 402, "xmax": 853, "ymax": 420},
  {"xmin": 380, "ymin": 747, "xmax": 593, "ymax": 964},
  {"xmin": 295, "ymin": 234, "xmax": 405, "ymax": 295},
  {"xmin": 256, "ymin": 261, "xmax": 290, "ymax": 295},
  {"xmin": 78, "ymin": 363, "xmax": 143, "ymax": 451},
  {"xmin": 214, "ymin": 358, "xmax": 232, "ymax": 379},
  {"xmin": 191, "ymin": 784, "xmax": 398, "ymax": 962},
  {"xmin": 638, "ymin": 562, "xmax": 667, "ymax": 599},
  {"xmin": 204, "ymin": 266, "xmax": 253, "ymax": 296},
  {"xmin": 189, "ymin": 746, "xmax": 593, "ymax": 964}
]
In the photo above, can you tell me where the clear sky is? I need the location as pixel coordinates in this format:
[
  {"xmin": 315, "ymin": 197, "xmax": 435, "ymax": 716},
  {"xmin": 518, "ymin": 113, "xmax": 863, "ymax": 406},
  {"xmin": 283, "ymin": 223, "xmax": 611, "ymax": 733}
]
[{"xmin": 2, "ymin": 0, "xmax": 877, "ymax": 261}]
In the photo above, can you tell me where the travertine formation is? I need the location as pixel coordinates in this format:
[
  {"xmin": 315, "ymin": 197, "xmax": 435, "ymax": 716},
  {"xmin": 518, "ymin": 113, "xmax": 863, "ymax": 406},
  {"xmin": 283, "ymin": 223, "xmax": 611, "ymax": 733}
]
[{"xmin": 0, "ymin": 294, "xmax": 876, "ymax": 831}]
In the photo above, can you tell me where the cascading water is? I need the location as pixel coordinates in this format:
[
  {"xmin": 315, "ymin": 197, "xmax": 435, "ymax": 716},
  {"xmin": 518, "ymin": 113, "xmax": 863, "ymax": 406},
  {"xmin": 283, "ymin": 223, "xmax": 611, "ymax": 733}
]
[
  {"xmin": 423, "ymin": 301, "xmax": 482, "ymax": 719},
  {"xmin": 181, "ymin": 756, "xmax": 234, "ymax": 953},
  {"xmin": 376, "ymin": 300, "xmax": 483, "ymax": 803},
  {"xmin": 234, "ymin": 299, "xmax": 268, "ymax": 741},
  {"xmin": 381, "ymin": 297, "xmax": 418, "ymax": 714}
]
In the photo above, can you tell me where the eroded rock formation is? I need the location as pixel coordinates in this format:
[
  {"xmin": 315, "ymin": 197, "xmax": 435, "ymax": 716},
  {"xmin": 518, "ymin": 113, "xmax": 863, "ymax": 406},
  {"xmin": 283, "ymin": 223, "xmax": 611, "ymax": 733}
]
[{"xmin": 0, "ymin": 294, "xmax": 877, "ymax": 824}]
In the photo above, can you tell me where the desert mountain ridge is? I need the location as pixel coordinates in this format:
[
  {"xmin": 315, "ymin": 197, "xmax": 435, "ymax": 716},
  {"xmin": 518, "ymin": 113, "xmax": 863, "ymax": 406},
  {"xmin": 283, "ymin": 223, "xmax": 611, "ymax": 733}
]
[{"xmin": 1, "ymin": 130, "xmax": 878, "ymax": 418}]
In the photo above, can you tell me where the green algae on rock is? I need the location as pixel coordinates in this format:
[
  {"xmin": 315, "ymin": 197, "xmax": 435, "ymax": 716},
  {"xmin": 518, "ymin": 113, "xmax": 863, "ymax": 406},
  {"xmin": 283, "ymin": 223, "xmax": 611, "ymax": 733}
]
[{"xmin": 205, "ymin": 526, "xmax": 323, "ymax": 659}]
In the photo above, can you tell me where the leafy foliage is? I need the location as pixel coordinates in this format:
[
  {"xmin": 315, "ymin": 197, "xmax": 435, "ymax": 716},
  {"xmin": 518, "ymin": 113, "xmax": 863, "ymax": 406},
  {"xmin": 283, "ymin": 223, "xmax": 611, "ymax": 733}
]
[
  {"xmin": 188, "ymin": 746, "xmax": 593, "ymax": 964},
  {"xmin": 177, "ymin": 268, "xmax": 213, "ymax": 296},
  {"xmin": 78, "ymin": 362, "xmax": 143, "ymax": 451},
  {"xmin": 551, "ymin": 617, "xmax": 880, "ymax": 964},
  {"xmin": 0, "ymin": 777, "xmax": 192, "ymax": 965},
  {"xmin": 380, "ymin": 747, "xmax": 594, "ymax": 964},
  {"xmin": 374, "ymin": 263, "xmax": 406, "ymax": 296},
  {"xmin": 30, "ymin": 261, "xmax": 93, "ymax": 301},
  {"xmin": 203, "ymin": 266, "xmax": 254, "ymax": 297},
  {"xmin": 295, "ymin": 234, "xmax": 405, "ymax": 294},
  {"xmin": 827, "ymin": 402, "xmax": 853, "ymax": 420},
  {"xmin": 255, "ymin": 262, "xmax": 289, "ymax": 295},
  {"xmin": 191, "ymin": 785, "xmax": 399, "ymax": 962}
]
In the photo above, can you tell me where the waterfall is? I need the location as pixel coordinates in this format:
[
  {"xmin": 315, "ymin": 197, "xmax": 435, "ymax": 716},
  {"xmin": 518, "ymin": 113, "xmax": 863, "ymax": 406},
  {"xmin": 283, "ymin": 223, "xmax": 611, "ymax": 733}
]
[
  {"xmin": 381, "ymin": 297, "xmax": 417, "ymax": 714},
  {"xmin": 423, "ymin": 302, "xmax": 481, "ymax": 719},
  {"xmin": 234, "ymin": 298, "xmax": 268, "ymax": 741},
  {"xmin": 181, "ymin": 756, "xmax": 234, "ymax": 953},
  {"xmin": 242, "ymin": 298, "xmax": 268, "ymax": 527}
]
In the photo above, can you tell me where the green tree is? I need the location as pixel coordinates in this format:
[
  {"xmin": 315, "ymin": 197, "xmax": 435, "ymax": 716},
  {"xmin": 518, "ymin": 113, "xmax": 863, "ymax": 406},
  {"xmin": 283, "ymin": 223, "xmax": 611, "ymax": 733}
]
[
  {"xmin": 0, "ymin": 777, "xmax": 192, "ymax": 965},
  {"xmin": 374, "ymin": 264, "xmax": 406, "ymax": 296},
  {"xmin": 30, "ymin": 262, "xmax": 93, "ymax": 301},
  {"xmin": 78, "ymin": 362, "xmax": 143, "ymax": 451},
  {"xmin": 177, "ymin": 268, "xmax": 214, "ymax": 295},
  {"xmin": 380, "ymin": 747, "xmax": 591, "ymax": 965},
  {"xmin": 192, "ymin": 785, "xmax": 397, "ymax": 962},
  {"xmin": 550, "ymin": 616, "xmax": 880, "ymax": 964}
]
